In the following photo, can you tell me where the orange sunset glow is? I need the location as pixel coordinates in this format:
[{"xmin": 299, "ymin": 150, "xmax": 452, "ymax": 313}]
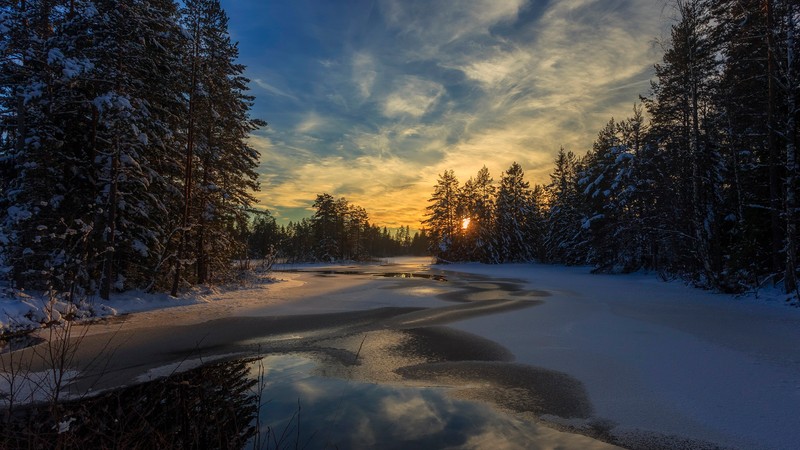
[{"xmin": 224, "ymin": 0, "xmax": 667, "ymax": 228}]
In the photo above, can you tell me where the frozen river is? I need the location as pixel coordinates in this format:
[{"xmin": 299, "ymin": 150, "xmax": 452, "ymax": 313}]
[{"xmin": 4, "ymin": 257, "xmax": 799, "ymax": 449}]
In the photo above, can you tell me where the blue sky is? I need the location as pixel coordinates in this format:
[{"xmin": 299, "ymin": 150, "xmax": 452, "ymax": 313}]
[{"xmin": 220, "ymin": 0, "xmax": 667, "ymax": 228}]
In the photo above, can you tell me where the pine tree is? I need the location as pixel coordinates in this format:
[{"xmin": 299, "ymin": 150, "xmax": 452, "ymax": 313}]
[
  {"xmin": 0, "ymin": 1, "xmax": 91, "ymax": 294},
  {"xmin": 646, "ymin": 0, "xmax": 723, "ymax": 285},
  {"xmin": 0, "ymin": 0, "xmax": 263, "ymax": 298},
  {"xmin": 89, "ymin": 0, "xmax": 187, "ymax": 298},
  {"xmin": 527, "ymin": 184, "xmax": 547, "ymax": 261},
  {"xmin": 495, "ymin": 162, "xmax": 532, "ymax": 262},
  {"xmin": 458, "ymin": 169, "xmax": 499, "ymax": 262},
  {"xmin": 769, "ymin": 0, "xmax": 799, "ymax": 293},
  {"xmin": 544, "ymin": 148, "xmax": 586, "ymax": 264},
  {"xmin": 171, "ymin": 0, "xmax": 263, "ymax": 292},
  {"xmin": 344, "ymin": 204, "xmax": 369, "ymax": 260},
  {"xmin": 423, "ymin": 170, "xmax": 460, "ymax": 261},
  {"xmin": 0, "ymin": 0, "xmax": 187, "ymax": 298},
  {"xmin": 248, "ymin": 211, "xmax": 279, "ymax": 259},
  {"xmin": 580, "ymin": 106, "xmax": 656, "ymax": 272},
  {"xmin": 312, "ymin": 193, "xmax": 341, "ymax": 261}
]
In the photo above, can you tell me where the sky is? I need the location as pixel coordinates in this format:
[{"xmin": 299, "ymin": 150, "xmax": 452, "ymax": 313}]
[{"xmin": 220, "ymin": 0, "xmax": 670, "ymax": 229}]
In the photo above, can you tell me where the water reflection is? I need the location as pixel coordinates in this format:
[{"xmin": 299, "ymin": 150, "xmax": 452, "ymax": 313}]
[
  {"xmin": 279, "ymin": 269, "xmax": 448, "ymax": 282},
  {"xmin": 247, "ymin": 354, "xmax": 607, "ymax": 450},
  {"xmin": 1, "ymin": 351, "xmax": 614, "ymax": 450},
  {"xmin": 377, "ymin": 272, "xmax": 448, "ymax": 281},
  {"xmin": 1, "ymin": 266, "xmax": 620, "ymax": 449},
  {"xmin": 1, "ymin": 359, "xmax": 258, "ymax": 449}
]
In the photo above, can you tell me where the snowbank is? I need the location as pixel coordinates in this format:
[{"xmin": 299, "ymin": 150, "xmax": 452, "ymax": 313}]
[{"xmin": 0, "ymin": 272, "xmax": 279, "ymax": 337}]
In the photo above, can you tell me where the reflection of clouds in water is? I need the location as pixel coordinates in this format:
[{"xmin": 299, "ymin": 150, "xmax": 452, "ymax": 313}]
[
  {"xmin": 254, "ymin": 354, "xmax": 316, "ymax": 385},
  {"xmin": 459, "ymin": 422, "xmax": 620, "ymax": 450},
  {"xmin": 292, "ymin": 379, "xmax": 330, "ymax": 403},
  {"xmin": 380, "ymin": 392, "xmax": 447, "ymax": 438},
  {"xmin": 245, "ymin": 352, "xmax": 617, "ymax": 448},
  {"xmin": 460, "ymin": 428, "xmax": 522, "ymax": 450},
  {"xmin": 353, "ymin": 415, "xmax": 377, "ymax": 448}
]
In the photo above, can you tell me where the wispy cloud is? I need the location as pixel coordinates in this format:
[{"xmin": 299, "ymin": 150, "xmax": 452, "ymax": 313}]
[
  {"xmin": 227, "ymin": 0, "xmax": 667, "ymax": 227},
  {"xmin": 380, "ymin": 0, "xmax": 526, "ymax": 47},
  {"xmin": 382, "ymin": 76, "xmax": 445, "ymax": 118},
  {"xmin": 352, "ymin": 52, "xmax": 377, "ymax": 100},
  {"xmin": 253, "ymin": 78, "xmax": 299, "ymax": 101},
  {"xmin": 295, "ymin": 111, "xmax": 326, "ymax": 133}
]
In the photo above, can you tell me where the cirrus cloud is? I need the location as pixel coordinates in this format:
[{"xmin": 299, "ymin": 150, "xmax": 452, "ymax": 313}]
[{"xmin": 225, "ymin": 0, "xmax": 666, "ymax": 229}]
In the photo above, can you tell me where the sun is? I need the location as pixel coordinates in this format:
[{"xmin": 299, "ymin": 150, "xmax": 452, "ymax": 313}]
[{"xmin": 462, "ymin": 217, "xmax": 471, "ymax": 230}]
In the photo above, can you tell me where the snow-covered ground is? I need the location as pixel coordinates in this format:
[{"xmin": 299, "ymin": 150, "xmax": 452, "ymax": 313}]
[
  {"xmin": 0, "ymin": 271, "xmax": 286, "ymax": 336},
  {"xmin": 436, "ymin": 262, "xmax": 800, "ymax": 450},
  {"xmin": 2, "ymin": 258, "xmax": 799, "ymax": 449}
]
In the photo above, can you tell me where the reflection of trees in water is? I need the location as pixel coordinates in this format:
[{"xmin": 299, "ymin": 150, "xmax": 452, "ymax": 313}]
[{"xmin": 1, "ymin": 359, "xmax": 258, "ymax": 449}]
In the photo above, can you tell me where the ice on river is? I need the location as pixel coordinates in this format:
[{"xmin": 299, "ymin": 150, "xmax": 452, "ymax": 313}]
[{"xmin": 436, "ymin": 262, "xmax": 800, "ymax": 450}]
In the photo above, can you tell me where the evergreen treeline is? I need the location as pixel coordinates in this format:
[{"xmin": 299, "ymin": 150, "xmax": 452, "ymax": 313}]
[
  {"xmin": 426, "ymin": 0, "xmax": 799, "ymax": 295},
  {"xmin": 246, "ymin": 194, "xmax": 429, "ymax": 263},
  {"xmin": 0, "ymin": 0, "xmax": 262, "ymax": 298}
]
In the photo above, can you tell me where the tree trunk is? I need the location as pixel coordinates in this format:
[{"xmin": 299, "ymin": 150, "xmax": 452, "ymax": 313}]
[
  {"xmin": 786, "ymin": 108, "xmax": 797, "ymax": 293},
  {"xmin": 688, "ymin": 25, "xmax": 714, "ymax": 283},
  {"xmin": 196, "ymin": 153, "xmax": 210, "ymax": 284},
  {"xmin": 100, "ymin": 144, "xmax": 119, "ymax": 300},
  {"xmin": 784, "ymin": 3, "xmax": 797, "ymax": 293},
  {"xmin": 171, "ymin": 30, "xmax": 199, "ymax": 297},
  {"xmin": 766, "ymin": 0, "xmax": 785, "ymax": 275}
]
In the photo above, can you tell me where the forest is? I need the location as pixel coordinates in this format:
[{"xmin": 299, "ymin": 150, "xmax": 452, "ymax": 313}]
[
  {"xmin": 0, "ymin": 0, "xmax": 263, "ymax": 298},
  {"xmin": 0, "ymin": 1, "xmax": 428, "ymax": 299},
  {"xmin": 246, "ymin": 193, "xmax": 429, "ymax": 263},
  {"xmin": 425, "ymin": 0, "xmax": 799, "ymax": 296},
  {"xmin": 1, "ymin": 0, "xmax": 798, "ymax": 300}
]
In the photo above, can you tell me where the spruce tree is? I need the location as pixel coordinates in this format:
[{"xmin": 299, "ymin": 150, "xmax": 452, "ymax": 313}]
[
  {"xmin": 544, "ymin": 148, "xmax": 586, "ymax": 264},
  {"xmin": 495, "ymin": 162, "xmax": 532, "ymax": 262},
  {"xmin": 645, "ymin": 0, "xmax": 723, "ymax": 285},
  {"xmin": 423, "ymin": 170, "xmax": 460, "ymax": 261}
]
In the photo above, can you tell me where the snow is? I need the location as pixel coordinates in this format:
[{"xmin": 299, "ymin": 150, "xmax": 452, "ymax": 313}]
[
  {"xmin": 130, "ymin": 239, "xmax": 149, "ymax": 257},
  {"xmin": 614, "ymin": 152, "xmax": 634, "ymax": 163},
  {"xmin": 47, "ymin": 48, "xmax": 65, "ymax": 65},
  {"xmin": 434, "ymin": 262, "xmax": 800, "ymax": 450},
  {"xmin": 134, "ymin": 353, "xmax": 245, "ymax": 383},
  {"xmin": 0, "ymin": 368, "xmax": 80, "ymax": 408},
  {"xmin": 0, "ymin": 272, "xmax": 284, "ymax": 335},
  {"xmin": 1, "ymin": 258, "xmax": 798, "ymax": 449},
  {"xmin": 6, "ymin": 205, "xmax": 32, "ymax": 223}
]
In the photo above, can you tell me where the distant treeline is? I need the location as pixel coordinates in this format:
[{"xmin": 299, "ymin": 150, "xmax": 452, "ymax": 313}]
[
  {"xmin": 426, "ymin": 0, "xmax": 799, "ymax": 295},
  {"xmin": 247, "ymin": 193, "xmax": 429, "ymax": 262}
]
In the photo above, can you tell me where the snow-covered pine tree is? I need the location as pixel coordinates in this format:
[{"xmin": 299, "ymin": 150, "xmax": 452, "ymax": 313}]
[
  {"xmin": 0, "ymin": 1, "xmax": 82, "ymax": 292},
  {"xmin": 171, "ymin": 0, "xmax": 263, "ymax": 291},
  {"xmin": 495, "ymin": 162, "xmax": 532, "ymax": 262},
  {"xmin": 779, "ymin": 0, "xmax": 798, "ymax": 293},
  {"xmin": 88, "ymin": 0, "xmax": 188, "ymax": 299},
  {"xmin": 707, "ymin": 0, "xmax": 777, "ymax": 284},
  {"xmin": 765, "ymin": 0, "xmax": 799, "ymax": 293},
  {"xmin": 458, "ymin": 176, "xmax": 479, "ymax": 260},
  {"xmin": 580, "ymin": 107, "xmax": 655, "ymax": 272},
  {"xmin": 0, "ymin": 0, "xmax": 190, "ymax": 298},
  {"xmin": 645, "ymin": 0, "xmax": 723, "ymax": 286},
  {"xmin": 527, "ymin": 183, "xmax": 547, "ymax": 261},
  {"xmin": 544, "ymin": 148, "xmax": 587, "ymax": 264}
]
